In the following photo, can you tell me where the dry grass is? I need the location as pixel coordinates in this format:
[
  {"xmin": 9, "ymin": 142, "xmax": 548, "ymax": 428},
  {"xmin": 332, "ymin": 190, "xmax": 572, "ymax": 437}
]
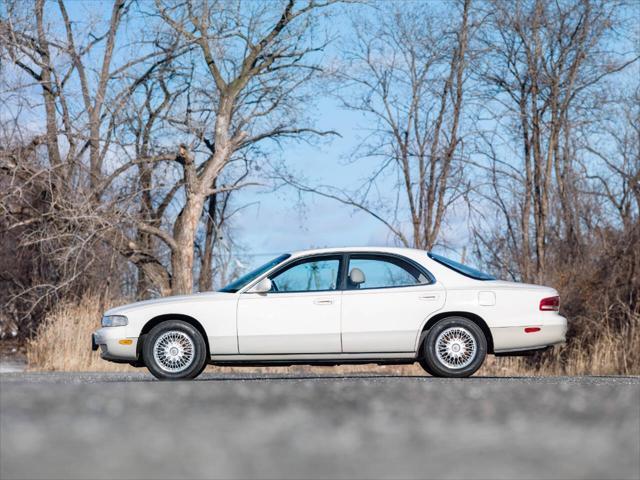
[
  {"xmin": 26, "ymin": 294, "xmax": 640, "ymax": 376},
  {"xmin": 26, "ymin": 294, "xmax": 134, "ymax": 372},
  {"xmin": 478, "ymin": 310, "xmax": 640, "ymax": 376}
]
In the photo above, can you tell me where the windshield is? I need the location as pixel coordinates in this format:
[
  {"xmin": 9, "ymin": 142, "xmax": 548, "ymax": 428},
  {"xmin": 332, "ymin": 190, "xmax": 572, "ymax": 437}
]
[
  {"xmin": 427, "ymin": 252, "xmax": 496, "ymax": 281},
  {"xmin": 218, "ymin": 254, "xmax": 291, "ymax": 293}
]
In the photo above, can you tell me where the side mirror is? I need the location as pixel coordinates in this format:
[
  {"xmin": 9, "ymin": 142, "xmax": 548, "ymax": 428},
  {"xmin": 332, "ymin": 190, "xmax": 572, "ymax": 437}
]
[{"xmin": 250, "ymin": 277, "xmax": 272, "ymax": 294}]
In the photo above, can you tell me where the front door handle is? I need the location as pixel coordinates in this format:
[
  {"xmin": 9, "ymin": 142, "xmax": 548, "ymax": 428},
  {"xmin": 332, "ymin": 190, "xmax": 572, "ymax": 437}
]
[{"xmin": 314, "ymin": 298, "xmax": 333, "ymax": 305}]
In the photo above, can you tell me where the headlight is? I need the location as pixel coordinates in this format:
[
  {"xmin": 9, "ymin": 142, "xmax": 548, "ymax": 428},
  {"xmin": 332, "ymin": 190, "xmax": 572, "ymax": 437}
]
[{"xmin": 101, "ymin": 315, "xmax": 128, "ymax": 327}]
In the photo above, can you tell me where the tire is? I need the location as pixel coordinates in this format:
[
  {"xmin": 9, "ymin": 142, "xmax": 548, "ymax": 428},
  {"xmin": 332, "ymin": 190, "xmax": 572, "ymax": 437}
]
[
  {"xmin": 416, "ymin": 333, "xmax": 438, "ymax": 376},
  {"xmin": 418, "ymin": 357, "xmax": 438, "ymax": 376},
  {"xmin": 142, "ymin": 320, "xmax": 208, "ymax": 380},
  {"xmin": 420, "ymin": 316, "xmax": 487, "ymax": 378}
]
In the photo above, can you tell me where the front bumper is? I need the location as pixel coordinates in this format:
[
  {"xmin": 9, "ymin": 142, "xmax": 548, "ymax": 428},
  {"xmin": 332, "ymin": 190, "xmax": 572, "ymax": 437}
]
[{"xmin": 92, "ymin": 327, "xmax": 138, "ymax": 361}]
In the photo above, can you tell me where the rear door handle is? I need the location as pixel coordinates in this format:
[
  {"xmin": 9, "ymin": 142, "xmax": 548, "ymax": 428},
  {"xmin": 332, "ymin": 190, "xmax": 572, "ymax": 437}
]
[
  {"xmin": 314, "ymin": 298, "xmax": 333, "ymax": 305},
  {"xmin": 420, "ymin": 295, "xmax": 437, "ymax": 301}
]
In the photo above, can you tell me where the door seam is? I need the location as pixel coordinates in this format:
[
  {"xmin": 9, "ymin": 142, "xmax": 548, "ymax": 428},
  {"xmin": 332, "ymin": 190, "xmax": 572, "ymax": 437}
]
[{"xmin": 339, "ymin": 290, "xmax": 344, "ymax": 353}]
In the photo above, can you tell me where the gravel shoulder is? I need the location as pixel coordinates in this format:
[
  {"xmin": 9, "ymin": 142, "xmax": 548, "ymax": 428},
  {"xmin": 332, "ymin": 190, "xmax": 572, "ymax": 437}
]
[{"xmin": 1, "ymin": 373, "xmax": 639, "ymax": 480}]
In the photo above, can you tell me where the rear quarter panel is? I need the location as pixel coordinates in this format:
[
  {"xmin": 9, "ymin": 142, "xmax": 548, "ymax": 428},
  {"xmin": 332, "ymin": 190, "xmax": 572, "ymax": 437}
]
[{"xmin": 441, "ymin": 285, "xmax": 566, "ymax": 351}]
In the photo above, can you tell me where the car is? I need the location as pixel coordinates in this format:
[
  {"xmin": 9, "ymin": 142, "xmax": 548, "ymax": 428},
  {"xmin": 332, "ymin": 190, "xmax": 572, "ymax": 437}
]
[{"xmin": 92, "ymin": 247, "xmax": 567, "ymax": 380}]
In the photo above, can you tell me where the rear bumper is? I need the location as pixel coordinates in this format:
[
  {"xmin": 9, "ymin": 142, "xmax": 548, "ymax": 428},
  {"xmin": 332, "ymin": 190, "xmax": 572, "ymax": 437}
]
[
  {"xmin": 92, "ymin": 327, "xmax": 138, "ymax": 361},
  {"xmin": 492, "ymin": 316, "xmax": 567, "ymax": 353}
]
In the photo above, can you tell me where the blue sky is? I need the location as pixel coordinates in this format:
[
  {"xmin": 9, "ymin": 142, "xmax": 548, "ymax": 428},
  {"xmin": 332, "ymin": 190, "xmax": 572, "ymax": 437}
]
[
  {"xmin": 207, "ymin": 7, "xmax": 409, "ymax": 264},
  {"xmin": 234, "ymin": 98, "xmax": 400, "ymax": 263},
  {"xmin": 3, "ymin": 1, "xmax": 416, "ymax": 269},
  {"xmin": 232, "ymin": 93, "xmax": 474, "ymax": 268},
  {"xmin": 215, "ymin": 2, "xmax": 472, "ymax": 266},
  {"xmin": 11, "ymin": 0, "xmax": 637, "ymax": 273}
]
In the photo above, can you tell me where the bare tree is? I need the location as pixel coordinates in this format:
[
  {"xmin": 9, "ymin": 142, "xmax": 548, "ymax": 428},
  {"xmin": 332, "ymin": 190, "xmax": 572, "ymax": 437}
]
[
  {"xmin": 283, "ymin": 0, "xmax": 473, "ymax": 250},
  {"xmin": 581, "ymin": 86, "xmax": 640, "ymax": 229},
  {"xmin": 0, "ymin": 0, "xmax": 150, "ymax": 329},
  {"xmin": 133, "ymin": 0, "xmax": 339, "ymax": 294},
  {"xmin": 1, "ymin": 0, "xmax": 340, "ymax": 314},
  {"xmin": 472, "ymin": 0, "xmax": 637, "ymax": 281},
  {"xmin": 196, "ymin": 173, "xmax": 249, "ymax": 292}
]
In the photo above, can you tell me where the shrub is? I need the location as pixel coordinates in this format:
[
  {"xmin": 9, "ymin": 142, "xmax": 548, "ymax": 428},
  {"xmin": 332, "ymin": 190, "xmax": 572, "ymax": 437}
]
[
  {"xmin": 27, "ymin": 293, "xmax": 639, "ymax": 375},
  {"xmin": 26, "ymin": 294, "xmax": 133, "ymax": 372}
]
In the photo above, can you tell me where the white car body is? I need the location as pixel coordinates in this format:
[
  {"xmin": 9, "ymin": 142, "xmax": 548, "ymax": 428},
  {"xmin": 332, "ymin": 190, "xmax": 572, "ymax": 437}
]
[{"xmin": 94, "ymin": 247, "xmax": 567, "ymax": 371}]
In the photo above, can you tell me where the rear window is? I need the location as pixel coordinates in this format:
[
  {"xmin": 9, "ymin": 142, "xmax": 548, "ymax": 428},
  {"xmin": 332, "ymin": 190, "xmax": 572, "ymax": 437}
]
[{"xmin": 427, "ymin": 252, "xmax": 495, "ymax": 281}]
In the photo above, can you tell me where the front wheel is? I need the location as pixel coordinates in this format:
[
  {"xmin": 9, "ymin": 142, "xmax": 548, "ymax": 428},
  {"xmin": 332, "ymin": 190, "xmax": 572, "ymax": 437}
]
[
  {"xmin": 142, "ymin": 320, "xmax": 208, "ymax": 380},
  {"xmin": 419, "ymin": 317, "xmax": 487, "ymax": 378}
]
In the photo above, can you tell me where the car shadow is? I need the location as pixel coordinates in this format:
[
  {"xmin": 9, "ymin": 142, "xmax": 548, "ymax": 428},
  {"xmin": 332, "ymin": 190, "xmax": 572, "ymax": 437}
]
[{"xmin": 192, "ymin": 373, "xmax": 544, "ymax": 382}]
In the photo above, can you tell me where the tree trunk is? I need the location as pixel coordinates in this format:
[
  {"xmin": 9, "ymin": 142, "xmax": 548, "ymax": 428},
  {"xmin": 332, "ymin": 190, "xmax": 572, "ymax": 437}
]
[
  {"xmin": 171, "ymin": 194, "xmax": 204, "ymax": 295},
  {"xmin": 198, "ymin": 188, "xmax": 217, "ymax": 292},
  {"xmin": 35, "ymin": 0, "xmax": 62, "ymax": 170},
  {"xmin": 135, "ymin": 162, "xmax": 155, "ymax": 298},
  {"xmin": 137, "ymin": 259, "xmax": 171, "ymax": 297}
]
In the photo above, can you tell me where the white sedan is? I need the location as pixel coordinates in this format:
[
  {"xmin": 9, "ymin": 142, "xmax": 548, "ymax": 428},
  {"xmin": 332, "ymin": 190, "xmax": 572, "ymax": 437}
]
[{"xmin": 92, "ymin": 247, "xmax": 567, "ymax": 379}]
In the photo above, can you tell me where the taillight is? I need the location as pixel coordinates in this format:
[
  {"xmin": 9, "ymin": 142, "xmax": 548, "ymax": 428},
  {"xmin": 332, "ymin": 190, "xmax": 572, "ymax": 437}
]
[{"xmin": 539, "ymin": 296, "xmax": 560, "ymax": 311}]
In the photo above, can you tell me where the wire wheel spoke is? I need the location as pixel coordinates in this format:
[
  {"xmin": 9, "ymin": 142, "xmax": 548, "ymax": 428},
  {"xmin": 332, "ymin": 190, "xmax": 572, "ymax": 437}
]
[
  {"xmin": 435, "ymin": 327, "xmax": 477, "ymax": 370},
  {"xmin": 153, "ymin": 331, "xmax": 195, "ymax": 373}
]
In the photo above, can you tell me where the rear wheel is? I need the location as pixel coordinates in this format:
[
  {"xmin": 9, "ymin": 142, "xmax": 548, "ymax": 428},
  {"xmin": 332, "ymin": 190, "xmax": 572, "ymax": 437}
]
[
  {"xmin": 142, "ymin": 320, "xmax": 208, "ymax": 380},
  {"xmin": 420, "ymin": 317, "xmax": 487, "ymax": 378}
]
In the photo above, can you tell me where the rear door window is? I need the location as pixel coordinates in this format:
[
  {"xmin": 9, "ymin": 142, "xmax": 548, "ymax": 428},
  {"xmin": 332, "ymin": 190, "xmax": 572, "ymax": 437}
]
[{"xmin": 346, "ymin": 255, "xmax": 430, "ymax": 290}]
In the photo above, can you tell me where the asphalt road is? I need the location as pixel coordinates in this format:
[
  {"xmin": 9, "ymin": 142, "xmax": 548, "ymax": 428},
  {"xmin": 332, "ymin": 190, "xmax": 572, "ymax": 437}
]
[{"xmin": 1, "ymin": 372, "xmax": 639, "ymax": 480}]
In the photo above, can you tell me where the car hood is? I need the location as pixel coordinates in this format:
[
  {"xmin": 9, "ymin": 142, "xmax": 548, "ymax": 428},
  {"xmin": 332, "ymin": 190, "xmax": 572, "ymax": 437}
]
[{"xmin": 104, "ymin": 291, "xmax": 235, "ymax": 316}]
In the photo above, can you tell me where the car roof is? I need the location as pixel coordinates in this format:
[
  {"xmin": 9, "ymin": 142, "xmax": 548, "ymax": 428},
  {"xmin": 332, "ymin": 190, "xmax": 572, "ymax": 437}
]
[
  {"xmin": 282, "ymin": 246, "xmax": 477, "ymax": 286},
  {"xmin": 288, "ymin": 246, "xmax": 427, "ymax": 258},
  {"xmin": 285, "ymin": 246, "xmax": 503, "ymax": 287}
]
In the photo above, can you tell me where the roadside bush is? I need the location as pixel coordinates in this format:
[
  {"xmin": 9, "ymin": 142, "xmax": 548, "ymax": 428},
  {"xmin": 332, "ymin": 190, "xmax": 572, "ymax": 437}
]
[
  {"xmin": 27, "ymin": 293, "xmax": 639, "ymax": 376},
  {"xmin": 481, "ymin": 311, "xmax": 640, "ymax": 376},
  {"xmin": 26, "ymin": 294, "xmax": 133, "ymax": 372}
]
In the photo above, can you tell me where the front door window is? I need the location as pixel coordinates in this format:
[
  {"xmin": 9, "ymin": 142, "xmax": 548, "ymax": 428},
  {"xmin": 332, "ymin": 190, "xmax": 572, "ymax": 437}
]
[{"xmin": 270, "ymin": 258, "xmax": 340, "ymax": 292}]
